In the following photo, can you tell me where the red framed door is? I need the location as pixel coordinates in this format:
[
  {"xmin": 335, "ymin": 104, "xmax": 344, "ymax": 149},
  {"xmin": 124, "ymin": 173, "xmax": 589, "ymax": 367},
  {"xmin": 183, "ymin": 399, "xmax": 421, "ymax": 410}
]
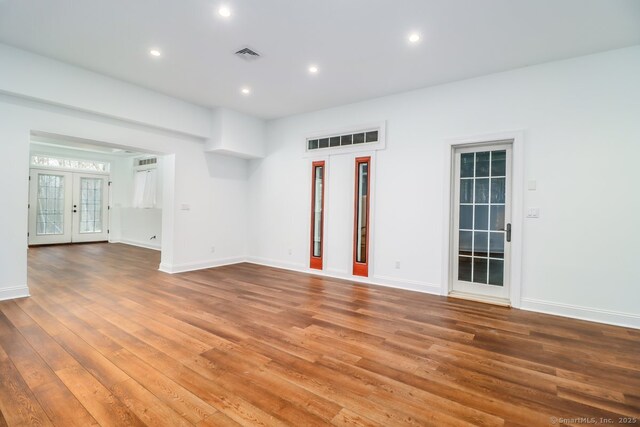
[
  {"xmin": 353, "ymin": 156, "xmax": 371, "ymax": 277},
  {"xmin": 310, "ymin": 161, "xmax": 325, "ymax": 270}
]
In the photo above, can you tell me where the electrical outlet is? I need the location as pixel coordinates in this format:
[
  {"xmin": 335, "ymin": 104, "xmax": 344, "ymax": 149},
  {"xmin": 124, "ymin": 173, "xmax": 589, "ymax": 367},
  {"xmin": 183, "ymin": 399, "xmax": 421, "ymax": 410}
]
[
  {"xmin": 395, "ymin": 261, "xmax": 401, "ymax": 269},
  {"xmin": 210, "ymin": 246, "xmax": 216, "ymax": 253},
  {"xmin": 288, "ymin": 248, "xmax": 292, "ymax": 255}
]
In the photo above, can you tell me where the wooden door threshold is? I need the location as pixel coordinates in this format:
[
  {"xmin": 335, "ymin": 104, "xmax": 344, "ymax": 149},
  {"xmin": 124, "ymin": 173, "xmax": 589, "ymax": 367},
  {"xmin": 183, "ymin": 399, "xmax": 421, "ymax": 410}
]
[{"xmin": 448, "ymin": 291, "xmax": 511, "ymax": 307}]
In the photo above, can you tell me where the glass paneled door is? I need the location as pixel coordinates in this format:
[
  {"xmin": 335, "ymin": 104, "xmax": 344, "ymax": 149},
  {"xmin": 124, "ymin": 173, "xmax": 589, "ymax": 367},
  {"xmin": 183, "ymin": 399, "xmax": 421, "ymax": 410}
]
[
  {"xmin": 451, "ymin": 144, "xmax": 512, "ymax": 301},
  {"xmin": 71, "ymin": 173, "xmax": 109, "ymax": 243},
  {"xmin": 28, "ymin": 169, "xmax": 109, "ymax": 245},
  {"xmin": 28, "ymin": 170, "xmax": 73, "ymax": 245}
]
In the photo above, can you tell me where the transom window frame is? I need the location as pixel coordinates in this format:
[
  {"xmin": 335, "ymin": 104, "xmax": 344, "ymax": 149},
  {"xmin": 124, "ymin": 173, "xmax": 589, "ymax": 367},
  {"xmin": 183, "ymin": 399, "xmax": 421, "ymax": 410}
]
[
  {"xmin": 303, "ymin": 121, "xmax": 387, "ymax": 157},
  {"xmin": 30, "ymin": 153, "xmax": 111, "ymax": 174}
]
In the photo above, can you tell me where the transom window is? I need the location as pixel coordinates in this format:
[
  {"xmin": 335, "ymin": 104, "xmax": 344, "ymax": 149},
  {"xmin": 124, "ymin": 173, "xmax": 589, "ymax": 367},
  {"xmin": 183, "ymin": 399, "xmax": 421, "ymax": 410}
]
[
  {"xmin": 307, "ymin": 129, "xmax": 379, "ymax": 151},
  {"xmin": 31, "ymin": 155, "xmax": 110, "ymax": 172}
]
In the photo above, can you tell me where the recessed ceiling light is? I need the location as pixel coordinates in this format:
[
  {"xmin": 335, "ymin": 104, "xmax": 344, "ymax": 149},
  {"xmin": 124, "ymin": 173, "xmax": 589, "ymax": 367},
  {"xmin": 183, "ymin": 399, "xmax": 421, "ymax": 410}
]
[
  {"xmin": 149, "ymin": 49, "xmax": 162, "ymax": 57},
  {"xmin": 218, "ymin": 6, "xmax": 231, "ymax": 17},
  {"xmin": 241, "ymin": 87, "xmax": 251, "ymax": 95},
  {"xmin": 308, "ymin": 65, "xmax": 319, "ymax": 74},
  {"xmin": 408, "ymin": 33, "xmax": 421, "ymax": 43}
]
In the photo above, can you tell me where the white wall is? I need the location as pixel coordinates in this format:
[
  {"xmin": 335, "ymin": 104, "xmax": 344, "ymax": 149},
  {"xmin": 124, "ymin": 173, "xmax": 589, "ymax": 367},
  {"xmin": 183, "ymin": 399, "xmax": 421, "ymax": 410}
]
[
  {"xmin": 206, "ymin": 108, "xmax": 266, "ymax": 159},
  {"xmin": 110, "ymin": 156, "xmax": 164, "ymax": 250},
  {"xmin": 247, "ymin": 46, "xmax": 640, "ymax": 328},
  {"xmin": 0, "ymin": 43, "xmax": 211, "ymax": 138}
]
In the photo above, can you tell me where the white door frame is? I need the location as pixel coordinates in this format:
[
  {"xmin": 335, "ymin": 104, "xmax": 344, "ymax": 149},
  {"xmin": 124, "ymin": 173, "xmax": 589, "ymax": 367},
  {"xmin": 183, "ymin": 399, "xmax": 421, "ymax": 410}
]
[{"xmin": 441, "ymin": 131, "xmax": 524, "ymax": 307}]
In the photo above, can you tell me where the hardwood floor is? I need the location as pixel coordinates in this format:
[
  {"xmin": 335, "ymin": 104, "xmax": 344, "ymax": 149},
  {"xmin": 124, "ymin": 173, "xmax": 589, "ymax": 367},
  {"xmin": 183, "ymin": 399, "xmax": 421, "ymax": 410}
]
[{"xmin": 0, "ymin": 243, "xmax": 638, "ymax": 426}]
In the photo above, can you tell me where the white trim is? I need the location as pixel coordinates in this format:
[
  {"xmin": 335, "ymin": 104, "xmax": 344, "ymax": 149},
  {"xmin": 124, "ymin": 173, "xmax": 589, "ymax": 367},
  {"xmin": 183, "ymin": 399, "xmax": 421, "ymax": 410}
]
[
  {"xmin": 521, "ymin": 298, "xmax": 640, "ymax": 330},
  {"xmin": 246, "ymin": 256, "xmax": 441, "ymax": 295},
  {"xmin": 0, "ymin": 286, "xmax": 30, "ymax": 301},
  {"xmin": 158, "ymin": 256, "xmax": 245, "ymax": 274},
  {"xmin": 303, "ymin": 121, "xmax": 387, "ymax": 157},
  {"xmin": 110, "ymin": 239, "xmax": 161, "ymax": 251},
  {"xmin": 441, "ymin": 130, "xmax": 525, "ymax": 307}
]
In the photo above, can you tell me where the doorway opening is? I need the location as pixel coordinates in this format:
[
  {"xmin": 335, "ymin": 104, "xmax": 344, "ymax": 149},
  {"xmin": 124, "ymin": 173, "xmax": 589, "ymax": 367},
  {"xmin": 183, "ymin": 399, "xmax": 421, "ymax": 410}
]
[{"xmin": 28, "ymin": 132, "xmax": 165, "ymax": 253}]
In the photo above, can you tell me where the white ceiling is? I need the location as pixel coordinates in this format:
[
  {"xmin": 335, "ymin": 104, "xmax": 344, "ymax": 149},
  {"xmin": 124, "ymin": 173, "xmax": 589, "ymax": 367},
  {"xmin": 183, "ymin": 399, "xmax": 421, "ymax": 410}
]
[{"xmin": 1, "ymin": 0, "xmax": 639, "ymax": 119}]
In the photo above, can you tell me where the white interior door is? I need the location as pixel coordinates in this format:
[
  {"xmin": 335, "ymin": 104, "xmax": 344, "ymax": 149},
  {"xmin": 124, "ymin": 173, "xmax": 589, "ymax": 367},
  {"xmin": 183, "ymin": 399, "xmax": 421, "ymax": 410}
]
[
  {"xmin": 28, "ymin": 169, "xmax": 73, "ymax": 245},
  {"xmin": 28, "ymin": 169, "xmax": 109, "ymax": 245},
  {"xmin": 451, "ymin": 143, "xmax": 512, "ymax": 302},
  {"xmin": 71, "ymin": 173, "xmax": 109, "ymax": 243}
]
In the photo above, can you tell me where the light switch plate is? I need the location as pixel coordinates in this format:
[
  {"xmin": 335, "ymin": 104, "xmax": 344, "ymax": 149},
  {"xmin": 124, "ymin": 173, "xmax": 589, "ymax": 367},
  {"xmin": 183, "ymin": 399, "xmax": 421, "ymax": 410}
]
[{"xmin": 526, "ymin": 207, "xmax": 540, "ymax": 218}]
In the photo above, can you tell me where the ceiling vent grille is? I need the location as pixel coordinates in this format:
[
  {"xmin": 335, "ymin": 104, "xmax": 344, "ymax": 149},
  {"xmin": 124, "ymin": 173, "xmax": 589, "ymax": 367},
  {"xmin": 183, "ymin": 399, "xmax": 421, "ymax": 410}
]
[
  {"xmin": 235, "ymin": 47, "xmax": 261, "ymax": 60},
  {"xmin": 137, "ymin": 157, "xmax": 157, "ymax": 166}
]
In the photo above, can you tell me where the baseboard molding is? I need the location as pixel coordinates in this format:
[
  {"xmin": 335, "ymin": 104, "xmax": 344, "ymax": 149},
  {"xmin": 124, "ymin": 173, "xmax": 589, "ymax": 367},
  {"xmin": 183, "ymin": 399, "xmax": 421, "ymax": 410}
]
[
  {"xmin": 246, "ymin": 256, "xmax": 441, "ymax": 296},
  {"xmin": 0, "ymin": 285, "xmax": 30, "ymax": 301},
  {"xmin": 521, "ymin": 297, "xmax": 640, "ymax": 329},
  {"xmin": 159, "ymin": 257, "xmax": 245, "ymax": 274},
  {"xmin": 110, "ymin": 239, "xmax": 161, "ymax": 251}
]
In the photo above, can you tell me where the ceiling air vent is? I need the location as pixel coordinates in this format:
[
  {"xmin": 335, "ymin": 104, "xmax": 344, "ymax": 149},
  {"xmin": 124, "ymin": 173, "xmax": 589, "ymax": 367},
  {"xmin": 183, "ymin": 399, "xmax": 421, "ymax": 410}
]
[
  {"xmin": 235, "ymin": 47, "xmax": 261, "ymax": 61},
  {"xmin": 137, "ymin": 157, "xmax": 157, "ymax": 166}
]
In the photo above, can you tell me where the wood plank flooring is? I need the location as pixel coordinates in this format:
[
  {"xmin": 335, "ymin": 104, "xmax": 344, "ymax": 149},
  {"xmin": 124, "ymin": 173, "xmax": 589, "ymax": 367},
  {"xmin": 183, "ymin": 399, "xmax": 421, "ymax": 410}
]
[{"xmin": 0, "ymin": 243, "xmax": 638, "ymax": 426}]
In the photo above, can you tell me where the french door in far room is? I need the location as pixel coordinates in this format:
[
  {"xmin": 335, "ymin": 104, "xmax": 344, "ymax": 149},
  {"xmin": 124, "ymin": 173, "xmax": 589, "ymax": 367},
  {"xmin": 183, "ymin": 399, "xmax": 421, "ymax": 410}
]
[
  {"xmin": 451, "ymin": 143, "xmax": 512, "ymax": 302},
  {"xmin": 28, "ymin": 169, "xmax": 109, "ymax": 245}
]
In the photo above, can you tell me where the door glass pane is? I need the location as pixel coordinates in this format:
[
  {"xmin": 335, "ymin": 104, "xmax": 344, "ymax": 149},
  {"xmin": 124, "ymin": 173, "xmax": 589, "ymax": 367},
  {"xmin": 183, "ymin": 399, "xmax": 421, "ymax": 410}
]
[
  {"xmin": 355, "ymin": 162, "xmax": 369, "ymax": 263},
  {"xmin": 474, "ymin": 232, "xmax": 488, "ymax": 257},
  {"xmin": 459, "ymin": 205, "xmax": 473, "ymax": 230},
  {"xmin": 474, "ymin": 178, "xmax": 489, "ymax": 203},
  {"xmin": 312, "ymin": 166, "xmax": 323, "ymax": 257},
  {"xmin": 490, "ymin": 205, "xmax": 505, "ymax": 231},
  {"xmin": 489, "ymin": 232, "xmax": 504, "ymax": 259},
  {"xmin": 491, "ymin": 150, "xmax": 506, "ymax": 176},
  {"xmin": 458, "ymin": 256, "xmax": 472, "ymax": 281},
  {"xmin": 475, "ymin": 152, "xmax": 490, "ymax": 177},
  {"xmin": 79, "ymin": 178, "xmax": 103, "ymax": 233},
  {"xmin": 460, "ymin": 179, "xmax": 473, "ymax": 203},
  {"xmin": 460, "ymin": 153, "xmax": 474, "ymax": 178},
  {"xmin": 474, "ymin": 205, "xmax": 488, "ymax": 230},
  {"xmin": 457, "ymin": 148, "xmax": 507, "ymax": 286},
  {"xmin": 490, "ymin": 178, "xmax": 505, "ymax": 203},
  {"xmin": 473, "ymin": 258, "xmax": 488, "ymax": 284},
  {"xmin": 489, "ymin": 259, "xmax": 504, "ymax": 286},
  {"xmin": 36, "ymin": 174, "xmax": 65, "ymax": 235},
  {"xmin": 459, "ymin": 231, "xmax": 472, "ymax": 256}
]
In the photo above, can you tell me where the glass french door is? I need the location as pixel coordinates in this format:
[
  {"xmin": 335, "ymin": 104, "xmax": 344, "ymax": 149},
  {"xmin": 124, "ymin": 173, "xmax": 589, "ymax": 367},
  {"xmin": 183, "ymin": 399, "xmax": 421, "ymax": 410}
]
[
  {"xmin": 29, "ymin": 169, "xmax": 109, "ymax": 245},
  {"xmin": 28, "ymin": 170, "xmax": 73, "ymax": 245},
  {"xmin": 451, "ymin": 144, "xmax": 512, "ymax": 301},
  {"xmin": 71, "ymin": 173, "xmax": 109, "ymax": 243}
]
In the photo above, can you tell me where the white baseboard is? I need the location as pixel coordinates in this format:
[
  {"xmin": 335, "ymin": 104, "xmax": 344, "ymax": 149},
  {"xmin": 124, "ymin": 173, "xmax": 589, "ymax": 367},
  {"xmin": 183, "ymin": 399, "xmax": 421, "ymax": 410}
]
[
  {"xmin": 245, "ymin": 256, "xmax": 441, "ymax": 296},
  {"xmin": 521, "ymin": 297, "xmax": 640, "ymax": 329},
  {"xmin": 0, "ymin": 285, "xmax": 30, "ymax": 301},
  {"xmin": 159, "ymin": 256, "xmax": 245, "ymax": 274},
  {"xmin": 110, "ymin": 239, "xmax": 161, "ymax": 251}
]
